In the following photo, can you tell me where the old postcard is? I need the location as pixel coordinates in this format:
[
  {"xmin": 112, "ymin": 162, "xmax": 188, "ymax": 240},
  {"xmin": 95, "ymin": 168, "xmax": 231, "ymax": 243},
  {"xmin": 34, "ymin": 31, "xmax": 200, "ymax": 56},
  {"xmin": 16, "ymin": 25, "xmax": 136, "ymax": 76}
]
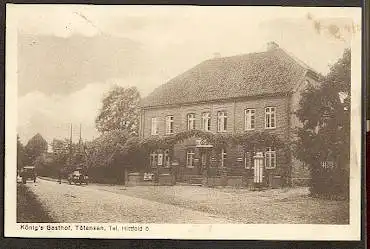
[{"xmin": 5, "ymin": 4, "xmax": 362, "ymax": 240}]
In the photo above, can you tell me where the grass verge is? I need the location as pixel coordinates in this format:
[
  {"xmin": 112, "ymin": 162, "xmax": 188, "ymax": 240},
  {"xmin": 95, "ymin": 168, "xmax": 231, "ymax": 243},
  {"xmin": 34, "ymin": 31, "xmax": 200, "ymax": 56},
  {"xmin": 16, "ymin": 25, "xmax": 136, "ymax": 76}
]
[{"xmin": 17, "ymin": 183, "xmax": 55, "ymax": 223}]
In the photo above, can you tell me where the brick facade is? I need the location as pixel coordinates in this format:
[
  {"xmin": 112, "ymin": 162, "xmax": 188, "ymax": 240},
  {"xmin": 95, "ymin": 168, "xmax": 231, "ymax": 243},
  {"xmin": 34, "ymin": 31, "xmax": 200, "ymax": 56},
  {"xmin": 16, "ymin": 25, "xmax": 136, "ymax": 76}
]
[
  {"xmin": 140, "ymin": 74, "xmax": 317, "ymax": 186},
  {"xmin": 139, "ymin": 44, "xmax": 319, "ymax": 186}
]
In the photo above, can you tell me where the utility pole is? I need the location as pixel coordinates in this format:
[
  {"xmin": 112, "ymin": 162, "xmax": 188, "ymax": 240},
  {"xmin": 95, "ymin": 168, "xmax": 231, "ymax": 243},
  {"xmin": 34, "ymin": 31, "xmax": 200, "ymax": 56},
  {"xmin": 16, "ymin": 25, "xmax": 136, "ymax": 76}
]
[{"xmin": 69, "ymin": 123, "xmax": 73, "ymax": 168}]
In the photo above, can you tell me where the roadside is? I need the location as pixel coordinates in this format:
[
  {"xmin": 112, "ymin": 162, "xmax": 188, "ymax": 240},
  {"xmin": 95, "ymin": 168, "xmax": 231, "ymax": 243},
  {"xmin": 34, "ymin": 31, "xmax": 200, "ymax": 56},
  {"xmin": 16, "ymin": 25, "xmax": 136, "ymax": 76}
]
[
  {"xmin": 26, "ymin": 178, "xmax": 230, "ymax": 223},
  {"xmin": 38, "ymin": 177, "xmax": 349, "ymax": 224},
  {"xmin": 17, "ymin": 183, "xmax": 55, "ymax": 223},
  {"xmin": 91, "ymin": 184, "xmax": 349, "ymax": 224}
]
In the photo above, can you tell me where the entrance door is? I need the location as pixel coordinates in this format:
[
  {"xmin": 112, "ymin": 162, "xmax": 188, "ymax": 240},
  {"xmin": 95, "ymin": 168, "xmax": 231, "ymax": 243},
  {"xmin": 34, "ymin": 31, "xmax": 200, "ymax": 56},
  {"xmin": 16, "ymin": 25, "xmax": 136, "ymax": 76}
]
[{"xmin": 200, "ymin": 151, "xmax": 209, "ymax": 175}]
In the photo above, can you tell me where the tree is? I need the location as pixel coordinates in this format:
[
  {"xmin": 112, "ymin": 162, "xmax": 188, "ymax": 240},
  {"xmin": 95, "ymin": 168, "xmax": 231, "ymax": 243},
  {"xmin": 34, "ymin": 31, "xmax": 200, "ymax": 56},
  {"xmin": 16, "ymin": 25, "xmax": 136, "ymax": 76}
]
[
  {"xmin": 95, "ymin": 86, "xmax": 141, "ymax": 135},
  {"xmin": 296, "ymin": 48, "xmax": 350, "ymax": 199},
  {"xmin": 51, "ymin": 138, "xmax": 70, "ymax": 169},
  {"xmin": 17, "ymin": 135, "xmax": 27, "ymax": 169},
  {"xmin": 25, "ymin": 133, "xmax": 48, "ymax": 165},
  {"xmin": 84, "ymin": 130, "xmax": 129, "ymax": 183}
]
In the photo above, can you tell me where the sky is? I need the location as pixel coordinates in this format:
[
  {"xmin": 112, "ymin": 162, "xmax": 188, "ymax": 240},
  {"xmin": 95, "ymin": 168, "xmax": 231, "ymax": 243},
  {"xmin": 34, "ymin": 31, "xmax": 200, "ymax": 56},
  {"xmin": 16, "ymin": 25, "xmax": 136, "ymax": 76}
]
[{"xmin": 12, "ymin": 5, "xmax": 360, "ymax": 144}]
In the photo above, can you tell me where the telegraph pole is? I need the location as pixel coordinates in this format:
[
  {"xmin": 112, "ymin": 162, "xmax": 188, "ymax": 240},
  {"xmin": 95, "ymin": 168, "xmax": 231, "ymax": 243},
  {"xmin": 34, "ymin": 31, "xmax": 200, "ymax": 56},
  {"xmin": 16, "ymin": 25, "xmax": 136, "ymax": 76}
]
[{"xmin": 69, "ymin": 123, "xmax": 73, "ymax": 168}]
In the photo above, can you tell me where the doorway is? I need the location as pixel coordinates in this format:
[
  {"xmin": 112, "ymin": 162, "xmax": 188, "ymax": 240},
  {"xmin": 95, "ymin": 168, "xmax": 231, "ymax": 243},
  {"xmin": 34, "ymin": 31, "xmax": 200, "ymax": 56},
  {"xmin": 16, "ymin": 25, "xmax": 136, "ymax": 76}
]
[{"xmin": 199, "ymin": 150, "xmax": 210, "ymax": 175}]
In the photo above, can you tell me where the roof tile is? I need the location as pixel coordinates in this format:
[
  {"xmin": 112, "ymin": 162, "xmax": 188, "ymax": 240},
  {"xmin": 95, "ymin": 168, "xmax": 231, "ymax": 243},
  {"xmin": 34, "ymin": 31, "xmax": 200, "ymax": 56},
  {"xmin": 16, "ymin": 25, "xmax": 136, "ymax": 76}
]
[{"xmin": 141, "ymin": 47, "xmax": 309, "ymax": 108}]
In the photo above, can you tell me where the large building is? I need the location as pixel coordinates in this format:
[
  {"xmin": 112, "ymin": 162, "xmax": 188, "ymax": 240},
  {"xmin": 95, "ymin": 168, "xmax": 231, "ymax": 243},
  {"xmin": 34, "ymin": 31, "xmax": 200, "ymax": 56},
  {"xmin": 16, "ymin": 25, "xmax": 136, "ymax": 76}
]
[{"xmin": 139, "ymin": 42, "xmax": 319, "ymax": 187}]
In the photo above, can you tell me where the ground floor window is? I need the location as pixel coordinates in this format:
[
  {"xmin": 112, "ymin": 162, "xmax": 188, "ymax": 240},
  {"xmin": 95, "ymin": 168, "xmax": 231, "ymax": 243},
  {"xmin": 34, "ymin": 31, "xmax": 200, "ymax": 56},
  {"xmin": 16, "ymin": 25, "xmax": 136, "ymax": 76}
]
[
  {"xmin": 150, "ymin": 151, "xmax": 158, "ymax": 168},
  {"xmin": 150, "ymin": 149, "xmax": 171, "ymax": 168},
  {"xmin": 265, "ymin": 147, "xmax": 276, "ymax": 169},
  {"xmin": 186, "ymin": 149, "xmax": 195, "ymax": 168},
  {"xmin": 321, "ymin": 160, "xmax": 334, "ymax": 169},
  {"xmin": 244, "ymin": 151, "xmax": 254, "ymax": 169}
]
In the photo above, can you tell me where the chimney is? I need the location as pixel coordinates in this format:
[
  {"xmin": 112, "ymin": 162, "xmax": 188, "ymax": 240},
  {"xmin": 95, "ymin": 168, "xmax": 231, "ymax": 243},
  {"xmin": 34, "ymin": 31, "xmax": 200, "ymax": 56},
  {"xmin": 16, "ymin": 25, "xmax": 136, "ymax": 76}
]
[{"xmin": 267, "ymin": 41, "xmax": 279, "ymax": 51}]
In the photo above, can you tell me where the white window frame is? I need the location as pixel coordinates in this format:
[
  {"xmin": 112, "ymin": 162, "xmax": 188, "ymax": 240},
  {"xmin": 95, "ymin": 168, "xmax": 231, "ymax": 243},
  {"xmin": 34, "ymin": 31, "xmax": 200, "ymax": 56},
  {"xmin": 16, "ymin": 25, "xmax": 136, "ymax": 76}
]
[
  {"xmin": 202, "ymin": 112, "xmax": 211, "ymax": 132},
  {"xmin": 166, "ymin": 115, "xmax": 174, "ymax": 134},
  {"xmin": 265, "ymin": 147, "xmax": 276, "ymax": 169},
  {"xmin": 150, "ymin": 152, "xmax": 158, "ymax": 168},
  {"xmin": 265, "ymin": 107, "xmax": 276, "ymax": 129},
  {"xmin": 321, "ymin": 161, "xmax": 334, "ymax": 169},
  {"xmin": 245, "ymin": 108, "xmax": 256, "ymax": 131},
  {"xmin": 186, "ymin": 149, "xmax": 195, "ymax": 168},
  {"xmin": 221, "ymin": 148, "xmax": 227, "ymax": 168},
  {"xmin": 217, "ymin": 111, "xmax": 227, "ymax": 132},
  {"xmin": 151, "ymin": 117, "xmax": 158, "ymax": 135},
  {"xmin": 244, "ymin": 151, "xmax": 254, "ymax": 169},
  {"xmin": 187, "ymin": 113, "xmax": 196, "ymax": 130}
]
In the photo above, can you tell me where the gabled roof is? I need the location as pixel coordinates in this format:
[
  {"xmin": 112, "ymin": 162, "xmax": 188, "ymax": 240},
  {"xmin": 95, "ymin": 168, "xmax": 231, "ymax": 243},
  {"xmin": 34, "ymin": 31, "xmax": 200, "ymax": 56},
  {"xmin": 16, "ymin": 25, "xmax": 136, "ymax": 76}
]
[{"xmin": 141, "ymin": 44, "xmax": 317, "ymax": 108}]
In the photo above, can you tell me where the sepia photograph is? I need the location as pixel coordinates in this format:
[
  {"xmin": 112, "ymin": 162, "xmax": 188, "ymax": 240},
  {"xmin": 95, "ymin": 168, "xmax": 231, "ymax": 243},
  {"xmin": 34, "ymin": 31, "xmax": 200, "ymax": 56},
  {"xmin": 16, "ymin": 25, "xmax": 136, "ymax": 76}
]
[{"xmin": 5, "ymin": 5, "xmax": 362, "ymax": 240}]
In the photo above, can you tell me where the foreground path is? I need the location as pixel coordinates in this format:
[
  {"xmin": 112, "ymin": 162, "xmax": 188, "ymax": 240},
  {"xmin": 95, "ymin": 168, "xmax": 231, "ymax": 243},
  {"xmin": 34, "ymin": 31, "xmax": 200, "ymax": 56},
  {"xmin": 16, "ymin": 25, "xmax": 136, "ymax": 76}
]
[{"xmin": 26, "ymin": 178, "xmax": 230, "ymax": 223}]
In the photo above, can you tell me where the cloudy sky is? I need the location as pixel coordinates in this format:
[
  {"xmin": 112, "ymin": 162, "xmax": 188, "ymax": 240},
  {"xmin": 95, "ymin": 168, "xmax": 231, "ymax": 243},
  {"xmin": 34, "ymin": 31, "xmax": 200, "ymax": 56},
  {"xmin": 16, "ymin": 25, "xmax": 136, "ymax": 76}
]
[{"xmin": 12, "ymin": 5, "xmax": 360, "ymax": 144}]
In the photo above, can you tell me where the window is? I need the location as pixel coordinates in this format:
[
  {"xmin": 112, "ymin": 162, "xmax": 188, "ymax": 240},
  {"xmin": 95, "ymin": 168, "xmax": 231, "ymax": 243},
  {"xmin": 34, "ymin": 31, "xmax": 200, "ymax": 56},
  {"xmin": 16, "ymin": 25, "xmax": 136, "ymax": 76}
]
[
  {"xmin": 166, "ymin": 115, "xmax": 174, "ymax": 134},
  {"xmin": 150, "ymin": 152, "xmax": 158, "ymax": 168},
  {"xmin": 186, "ymin": 149, "xmax": 195, "ymax": 168},
  {"xmin": 321, "ymin": 161, "xmax": 334, "ymax": 169},
  {"xmin": 265, "ymin": 147, "xmax": 276, "ymax": 169},
  {"xmin": 164, "ymin": 149, "xmax": 171, "ymax": 167},
  {"xmin": 151, "ymin": 117, "xmax": 158, "ymax": 135},
  {"xmin": 221, "ymin": 148, "xmax": 227, "ymax": 168},
  {"xmin": 245, "ymin": 109, "xmax": 256, "ymax": 130},
  {"xmin": 217, "ymin": 111, "xmax": 227, "ymax": 132},
  {"xmin": 187, "ymin": 113, "xmax": 196, "ymax": 130},
  {"xmin": 202, "ymin": 112, "xmax": 211, "ymax": 131},
  {"xmin": 201, "ymin": 153, "xmax": 207, "ymax": 166},
  {"xmin": 244, "ymin": 151, "xmax": 253, "ymax": 169},
  {"xmin": 157, "ymin": 153, "xmax": 163, "ymax": 166},
  {"xmin": 265, "ymin": 107, "xmax": 276, "ymax": 129}
]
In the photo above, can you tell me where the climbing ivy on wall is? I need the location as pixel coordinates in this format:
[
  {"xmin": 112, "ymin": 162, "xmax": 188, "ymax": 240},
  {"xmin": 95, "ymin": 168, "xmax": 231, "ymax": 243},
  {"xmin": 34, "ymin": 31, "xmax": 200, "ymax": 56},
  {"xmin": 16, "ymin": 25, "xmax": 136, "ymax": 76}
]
[{"xmin": 125, "ymin": 129, "xmax": 286, "ymax": 154}]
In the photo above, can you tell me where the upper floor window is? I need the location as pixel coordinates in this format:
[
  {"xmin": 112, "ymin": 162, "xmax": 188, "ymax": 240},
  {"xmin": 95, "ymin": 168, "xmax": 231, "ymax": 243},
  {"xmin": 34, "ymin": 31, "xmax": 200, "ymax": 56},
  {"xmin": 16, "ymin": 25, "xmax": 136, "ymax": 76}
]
[
  {"xmin": 217, "ymin": 111, "xmax": 227, "ymax": 132},
  {"xmin": 166, "ymin": 115, "xmax": 174, "ymax": 134},
  {"xmin": 245, "ymin": 108, "xmax": 256, "ymax": 130},
  {"xmin": 265, "ymin": 107, "xmax": 276, "ymax": 129},
  {"xmin": 187, "ymin": 113, "xmax": 196, "ymax": 130},
  {"xmin": 202, "ymin": 112, "xmax": 211, "ymax": 132},
  {"xmin": 186, "ymin": 149, "xmax": 195, "ymax": 168},
  {"xmin": 265, "ymin": 147, "xmax": 276, "ymax": 169},
  {"xmin": 151, "ymin": 117, "xmax": 158, "ymax": 135}
]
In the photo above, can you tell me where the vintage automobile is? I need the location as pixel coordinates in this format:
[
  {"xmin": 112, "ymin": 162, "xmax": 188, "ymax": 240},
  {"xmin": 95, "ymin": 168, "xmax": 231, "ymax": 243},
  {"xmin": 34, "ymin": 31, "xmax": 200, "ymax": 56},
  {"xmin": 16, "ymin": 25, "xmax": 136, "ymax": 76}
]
[
  {"xmin": 21, "ymin": 166, "xmax": 37, "ymax": 184},
  {"xmin": 67, "ymin": 168, "xmax": 88, "ymax": 185}
]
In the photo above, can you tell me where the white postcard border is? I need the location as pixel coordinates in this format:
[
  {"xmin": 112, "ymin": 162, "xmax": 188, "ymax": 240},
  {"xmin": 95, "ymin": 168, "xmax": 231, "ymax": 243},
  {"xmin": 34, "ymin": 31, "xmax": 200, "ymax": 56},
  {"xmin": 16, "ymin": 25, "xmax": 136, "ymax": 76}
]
[{"xmin": 4, "ymin": 5, "xmax": 363, "ymax": 240}]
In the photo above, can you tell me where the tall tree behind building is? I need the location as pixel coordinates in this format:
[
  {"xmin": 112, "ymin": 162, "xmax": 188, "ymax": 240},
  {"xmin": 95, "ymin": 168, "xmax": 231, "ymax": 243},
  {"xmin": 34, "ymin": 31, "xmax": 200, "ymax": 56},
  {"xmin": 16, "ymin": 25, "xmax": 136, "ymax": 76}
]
[{"xmin": 95, "ymin": 86, "xmax": 141, "ymax": 135}]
